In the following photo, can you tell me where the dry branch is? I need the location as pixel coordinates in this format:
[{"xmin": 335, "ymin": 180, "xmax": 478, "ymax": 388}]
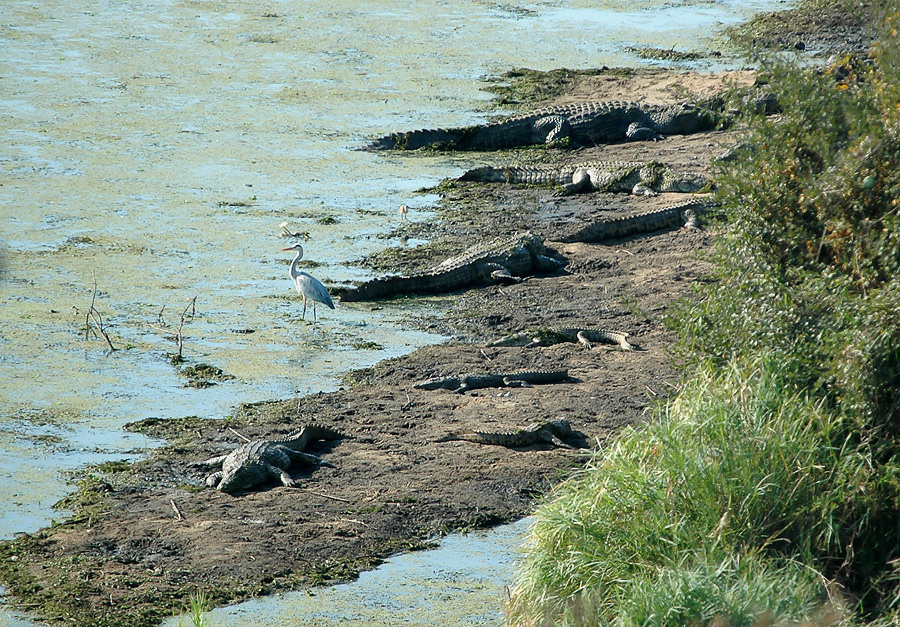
[{"xmin": 84, "ymin": 278, "xmax": 116, "ymax": 352}]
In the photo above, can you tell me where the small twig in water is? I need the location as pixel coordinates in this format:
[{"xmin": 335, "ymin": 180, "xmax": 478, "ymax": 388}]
[
  {"xmin": 149, "ymin": 296, "xmax": 197, "ymax": 363},
  {"xmin": 84, "ymin": 277, "xmax": 117, "ymax": 351}
]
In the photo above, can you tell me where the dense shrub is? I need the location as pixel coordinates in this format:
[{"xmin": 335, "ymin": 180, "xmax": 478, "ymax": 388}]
[{"xmin": 673, "ymin": 14, "xmax": 900, "ymax": 433}]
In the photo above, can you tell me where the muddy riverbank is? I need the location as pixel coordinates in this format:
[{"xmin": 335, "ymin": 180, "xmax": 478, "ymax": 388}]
[
  {"xmin": 0, "ymin": 1, "xmax": 883, "ymax": 624},
  {"xmin": 0, "ymin": 66, "xmax": 747, "ymax": 627}
]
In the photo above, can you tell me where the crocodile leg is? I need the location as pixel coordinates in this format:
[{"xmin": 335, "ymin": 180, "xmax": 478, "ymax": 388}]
[
  {"xmin": 532, "ymin": 253, "xmax": 560, "ymax": 272},
  {"xmin": 532, "ymin": 115, "xmax": 571, "ymax": 144},
  {"xmin": 631, "ymin": 182, "xmax": 658, "ymax": 197},
  {"xmin": 540, "ymin": 431, "xmax": 575, "ymax": 448},
  {"xmin": 502, "ymin": 376, "xmax": 533, "ymax": 388},
  {"xmin": 576, "ymin": 330, "xmax": 592, "ymax": 350},
  {"xmin": 683, "ymin": 208, "xmax": 702, "ymax": 230},
  {"xmin": 205, "ymin": 471, "xmax": 224, "ymax": 488},
  {"xmin": 190, "ymin": 454, "xmax": 229, "ymax": 469},
  {"xmin": 479, "ymin": 262, "xmax": 521, "ymax": 284},
  {"xmin": 282, "ymin": 447, "xmax": 329, "ymax": 467},
  {"xmin": 264, "ymin": 462, "xmax": 300, "ymax": 488},
  {"xmin": 625, "ymin": 122, "xmax": 660, "ymax": 141},
  {"xmin": 562, "ymin": 168, "xmax": 593, "ymax": 195}
]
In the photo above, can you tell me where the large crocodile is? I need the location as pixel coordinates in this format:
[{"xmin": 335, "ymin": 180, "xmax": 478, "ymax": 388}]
[
  {"xmin": 458, "ymin": 161, "xmax": 708, "ymax": 197},
  {"xmin": 190, "ymin": 425, "xmax": 344, "ymax": 493},
  {"xmin": 336, "ymin": 233, "xmax": 560, "ymax": 302},
  {"xmin": 437, "ymin": 418, "xmax": 586, "ymax": 448},
  {"xmin": 559, "ymin": 197, "xmax": 713, "ymax": 243},
  {"xmin": 414, "ymin": 369, "xmax": 570, "ymax": 394},
  {"xmin": 362, "ymin": 101, "xmax": 718, "ymax": 151},
  {"xmin": 489, "ymin": 327, "xmax": 635, "ymax": 350}
]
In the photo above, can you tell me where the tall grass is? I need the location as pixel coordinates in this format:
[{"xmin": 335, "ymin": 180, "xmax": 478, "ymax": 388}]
[
  {"xmin": 178, "ymin": 591, "xmax": 211, "ymax": 627},
  {"xmin": 507, "ymin": 359, "xmax": 877, "ymax": 626}
]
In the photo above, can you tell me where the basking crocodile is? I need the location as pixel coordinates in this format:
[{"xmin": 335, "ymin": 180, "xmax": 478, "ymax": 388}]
[
  {"xmin": 336, "ymin": 233, "xmax": 560, "ymax": 302},
  {"xmin": 559, "ymin": 197, "xmax": 713, "ymax": 243},
  {"xmin": 458, "ymin": 161, "xmax": 708, "ymax": 197},
  {"xmin": 414, "ymin": 369, "xmax": 570, "ymax": 394},
  {"xmin": 489, "ymin": 327, "xmax": 635, "ymax": 351},
  {"xmin": 362, "ymin": 101, "xmax": 718, "ymax": 151},
  {"xmin": 191, "ymin": 425, "xmax": 344, "ymax": 493},
  {"xmin": 437, "ymin": 418, "xmax": 586, "ymax": 449}
]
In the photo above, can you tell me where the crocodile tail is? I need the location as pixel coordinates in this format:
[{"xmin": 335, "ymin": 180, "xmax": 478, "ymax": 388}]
[
  {"xmin": 457, "ymin": 166, "xmax": 508, "ymax": 183},
  {"xmin": 303, "ymin": 424, "xmax": 344, "ymax": 440},
  {"xmin": 337, "ymin": 273, "xmax": 452, "ymax": 302},
  {"xmin": 359, "ymin": 127, "xmax": 465, "ymax": 151}
]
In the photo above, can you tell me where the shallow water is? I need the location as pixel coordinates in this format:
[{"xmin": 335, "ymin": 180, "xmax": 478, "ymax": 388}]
[
  {"xmin": 161, "ymin": 517, "xmax": 533, "ymax": 627},
  {"xmin": 1, "ymin": 0, "xmax": 787, "ymax": 624}
]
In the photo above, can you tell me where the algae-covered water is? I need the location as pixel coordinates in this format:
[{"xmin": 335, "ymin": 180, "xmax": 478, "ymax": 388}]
[{"xmin": 1, "ymin": 0, "xmax": 787, "ymax": 624}]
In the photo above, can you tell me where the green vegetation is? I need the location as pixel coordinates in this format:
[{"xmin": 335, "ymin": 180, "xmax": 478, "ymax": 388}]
[
  {"xmin": 508, "ymin": 10, "xmax": 900, "ymax": 627},
  {"xmin": 483, "ymin": 68, "xmax": 609, "ymax": 107},
  {"xmin": 177, "ymin": 591, "xmax": 211, "ymax": 627}
]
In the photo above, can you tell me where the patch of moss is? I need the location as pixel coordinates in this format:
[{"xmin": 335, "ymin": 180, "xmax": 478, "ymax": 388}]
[
  {"xmin": 349, "ymin": 340, "xmax": 384, "ymax": 351},
  {"xmin": 726, "ymin": 0, "xmax": 883, "ymax": 52},
  {"xmin": 51, "ymin": 474, "xmax": 114, "ymax": 527},
  {"xmin": 303, "ymin": 539, "xmax": 434, "ymax": 586},
  {"xmin": 95, "ymin": 460, "xmax": 132, "ymax": 473},
  {"xmin": 483, "ymin": 67, "xmax": 607, "ymax": 107},
  {"xmin": 625, "ymin": 46, "xmax": 715, "ymax": 62},
  {"xmin": 179, "ymin": 363, "xmax": 235, "ymax": 388}
]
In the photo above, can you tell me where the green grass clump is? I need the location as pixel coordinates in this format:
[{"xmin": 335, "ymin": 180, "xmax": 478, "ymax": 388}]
[
  {"xmin": 178, "ymin": 591, "xmax": 211, "ymax": 627},
  {"xmin": 507, "ymin": 359, "xmax": 883, "ymax": 626}
]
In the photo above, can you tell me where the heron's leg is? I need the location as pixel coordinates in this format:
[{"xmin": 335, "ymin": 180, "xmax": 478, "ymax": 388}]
[
  {"xmin": 302, "ymin": 296, "xmax": 307, "ymax": 320},
  {"xmin": 312, "ymin": 302, "xmax": 317, "ymax": 322}
]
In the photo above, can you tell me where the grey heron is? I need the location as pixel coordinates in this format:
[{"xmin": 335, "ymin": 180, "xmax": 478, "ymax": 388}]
[{"xmin": 282, "ymin": 242, "xmax": 334, "ymax": 321}]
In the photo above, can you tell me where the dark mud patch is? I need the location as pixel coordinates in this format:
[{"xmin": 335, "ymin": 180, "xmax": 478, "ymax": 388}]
[
  {"xmin": 179, "ymin": 363, "xmax": 236, "ymax": 388},
  {"xmin": 625, "ymin": 46, "xmax": 722, "ymax": 63},
  {"xmin": 726, "ymin": 0, "xmax": 884, "ymax": 55}
]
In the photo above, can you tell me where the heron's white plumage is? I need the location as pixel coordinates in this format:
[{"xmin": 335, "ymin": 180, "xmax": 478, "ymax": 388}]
[{"xmin": 282, "ymin": 243, "xmax": 334, "ymax": 321}]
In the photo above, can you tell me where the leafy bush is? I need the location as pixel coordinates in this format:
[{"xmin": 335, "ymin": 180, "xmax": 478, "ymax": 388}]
[{"xmin": 672, "ymin": 11, "xmax": 900, "ymax": 435}]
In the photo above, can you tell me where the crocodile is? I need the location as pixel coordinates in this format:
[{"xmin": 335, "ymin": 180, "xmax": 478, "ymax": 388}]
[
  {"xmin": 489, "ymin": 327, "xmax": 635, "ymax": 351},
  {"xmin": 559, "ymin": 197, "xmax": 714, "ymax": 243},
  {"xmin": 336, "ymin": 232, "xmax": 560, "ymax": 302},
  {"xmin": 414, "ymin": 369, "xmax": 570, "ymax": 394},
  {"xmin": 361, "ymin": 101, "xmax": 719, "ymax": 151},
  {"xmin": 190, "ymin": 425, "xmax": 344, "ymax": 493},
  {"xmin": 458, "ymin": 161, "xmax": 708, "ymax": 197},
  {"xmin": 437, "ymin": 418, "xmax": 586, "ymax": 449}
]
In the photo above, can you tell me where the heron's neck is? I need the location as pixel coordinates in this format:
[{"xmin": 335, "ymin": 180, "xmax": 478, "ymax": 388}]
[{"xmin": 289, "ymin": 251, "xmax": 303, "ymax": 277}]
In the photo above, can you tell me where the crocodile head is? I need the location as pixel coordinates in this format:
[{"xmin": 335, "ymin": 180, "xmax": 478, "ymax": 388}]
[
  {"xmin": 216, "ymin": 463, "xmax": 265, "ymax": 493},
  {"xmin": 663, "ymin": 171, "xmax": 711, "ymax": 193},
  {"xmin": 656, "ymin": 103, "xmax": 718, "ymax": 134},
  {"xmin": 519, "ymin": 232, "xmax": 547, "ymax": 254}
]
